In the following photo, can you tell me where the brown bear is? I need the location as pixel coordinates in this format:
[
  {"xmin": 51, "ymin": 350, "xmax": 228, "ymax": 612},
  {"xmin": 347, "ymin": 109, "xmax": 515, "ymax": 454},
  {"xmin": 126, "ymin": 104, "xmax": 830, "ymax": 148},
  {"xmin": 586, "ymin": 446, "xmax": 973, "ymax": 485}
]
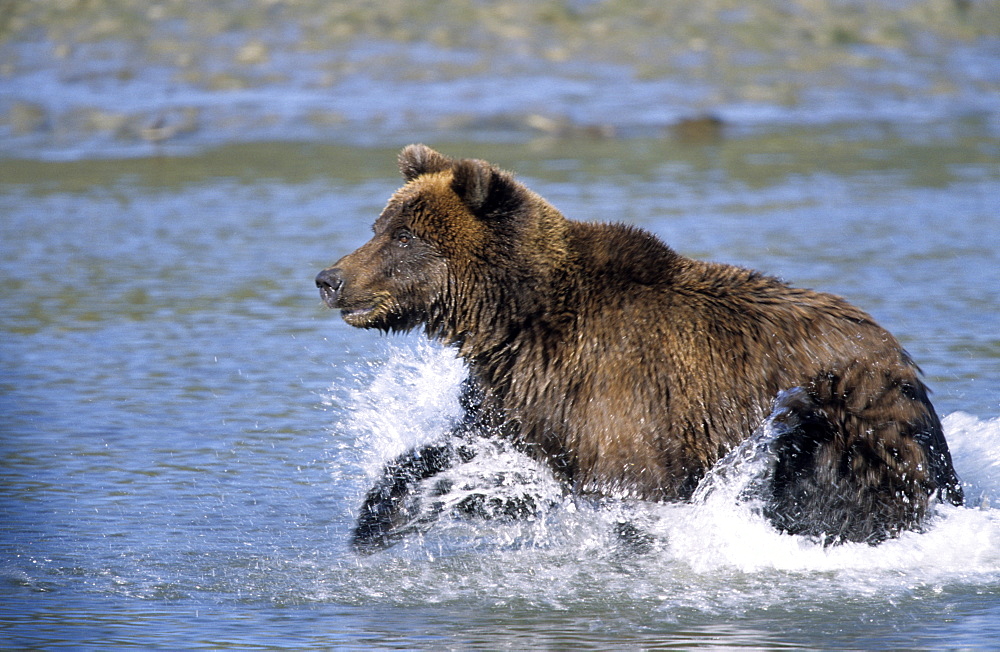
[{"xmin": 316, "ymin": 144, "xmax": 963, "ymax": 551}]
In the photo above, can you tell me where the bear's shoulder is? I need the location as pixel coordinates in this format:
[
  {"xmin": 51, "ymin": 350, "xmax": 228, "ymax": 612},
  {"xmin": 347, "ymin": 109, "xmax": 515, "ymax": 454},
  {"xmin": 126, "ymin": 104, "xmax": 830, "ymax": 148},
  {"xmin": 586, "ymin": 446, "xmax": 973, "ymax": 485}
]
[
  {"xmin": 563, "ymin": 220, "xmax": 874, "ymax": 331},
  {"xmin": 566, "ymin": 221, "xmax": 682, "ymax": 286},
  {"xmin": 565, "ymin": 220, "xmax": 785, "ymax": 297}
]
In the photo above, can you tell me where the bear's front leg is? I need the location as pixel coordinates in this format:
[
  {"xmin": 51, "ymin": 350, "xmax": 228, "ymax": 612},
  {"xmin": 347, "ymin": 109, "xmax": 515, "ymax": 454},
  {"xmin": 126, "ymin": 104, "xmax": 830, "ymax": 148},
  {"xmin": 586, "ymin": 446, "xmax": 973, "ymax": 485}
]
[{"xmin": 351, "ymin": 443, "xmax": 469, "ymax": 552}]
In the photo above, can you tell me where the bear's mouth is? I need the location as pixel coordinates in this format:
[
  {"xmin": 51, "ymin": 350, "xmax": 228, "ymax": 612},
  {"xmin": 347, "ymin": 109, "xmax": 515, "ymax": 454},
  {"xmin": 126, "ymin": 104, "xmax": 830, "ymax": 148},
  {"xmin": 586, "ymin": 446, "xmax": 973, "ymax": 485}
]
[
  {"xmin": 341, "ymin": 306, "xmax": 375, "ymax": 322},
  {"xmin": 340, "ymin": 298, "xmax": 391, "ymax": 328},
  {"xmin": 332, "ymin": 290, "xmax": 396, "ymax": 329}
]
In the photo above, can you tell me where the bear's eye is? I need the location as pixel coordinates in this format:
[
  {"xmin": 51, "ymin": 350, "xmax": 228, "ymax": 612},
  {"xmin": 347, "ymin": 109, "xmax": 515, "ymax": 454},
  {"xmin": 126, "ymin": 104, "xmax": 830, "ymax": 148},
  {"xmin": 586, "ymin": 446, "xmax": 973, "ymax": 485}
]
[{"xmin": 394, "ymin": 228, "xmax": 413, "ymax": 246}]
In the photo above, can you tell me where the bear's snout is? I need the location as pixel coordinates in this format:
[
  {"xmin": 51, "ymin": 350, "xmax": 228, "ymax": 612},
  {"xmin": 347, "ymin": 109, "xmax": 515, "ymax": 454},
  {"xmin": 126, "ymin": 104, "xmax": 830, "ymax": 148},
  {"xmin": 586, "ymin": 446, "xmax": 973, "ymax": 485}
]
[{"xmin": 315, "ymin": 268, "xmax": 344, "ymax": 308}]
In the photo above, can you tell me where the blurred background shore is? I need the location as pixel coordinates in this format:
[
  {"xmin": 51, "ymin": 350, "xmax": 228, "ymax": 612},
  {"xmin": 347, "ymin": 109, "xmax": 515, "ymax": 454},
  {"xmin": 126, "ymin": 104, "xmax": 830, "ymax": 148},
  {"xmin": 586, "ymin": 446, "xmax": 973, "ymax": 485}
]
[{"xmin": 1, "ymin": 0, "xmax": 998, "ymax": 159}]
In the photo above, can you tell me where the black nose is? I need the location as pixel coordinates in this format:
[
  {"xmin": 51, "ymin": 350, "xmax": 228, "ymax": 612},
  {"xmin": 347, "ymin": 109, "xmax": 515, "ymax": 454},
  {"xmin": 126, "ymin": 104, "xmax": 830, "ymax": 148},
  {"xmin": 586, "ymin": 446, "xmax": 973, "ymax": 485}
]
[{"xmin": 315, "ymin": 268, "xmax": 343, "ymax": 308}]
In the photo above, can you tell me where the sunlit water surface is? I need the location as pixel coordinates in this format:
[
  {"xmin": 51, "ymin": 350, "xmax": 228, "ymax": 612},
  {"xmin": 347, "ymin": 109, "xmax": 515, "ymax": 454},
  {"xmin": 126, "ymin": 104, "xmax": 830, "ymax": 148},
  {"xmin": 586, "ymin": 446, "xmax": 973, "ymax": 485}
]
[{"xmin": 2, "ymin": 133, "xmax": 999, "ymax": 648}]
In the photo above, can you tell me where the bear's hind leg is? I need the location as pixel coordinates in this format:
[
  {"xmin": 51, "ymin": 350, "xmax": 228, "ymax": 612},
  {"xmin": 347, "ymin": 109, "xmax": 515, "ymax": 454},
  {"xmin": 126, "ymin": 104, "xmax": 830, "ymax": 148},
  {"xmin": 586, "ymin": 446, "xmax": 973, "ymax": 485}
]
[{"xmin": 763, "ymin": 364, "xmax": 957, "ymax": 545}]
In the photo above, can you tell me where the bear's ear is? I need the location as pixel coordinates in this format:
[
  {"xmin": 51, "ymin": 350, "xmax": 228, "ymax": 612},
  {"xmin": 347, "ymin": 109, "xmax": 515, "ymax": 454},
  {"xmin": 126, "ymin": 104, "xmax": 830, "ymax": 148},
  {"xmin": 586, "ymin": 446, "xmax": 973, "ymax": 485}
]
[
  {"xmin": 450, "ymin": 158, "xmax": 522, "ymax": 218},
  {"xmin": 399, "ymin": 144, "xmax": 453, "ymax": 181}
]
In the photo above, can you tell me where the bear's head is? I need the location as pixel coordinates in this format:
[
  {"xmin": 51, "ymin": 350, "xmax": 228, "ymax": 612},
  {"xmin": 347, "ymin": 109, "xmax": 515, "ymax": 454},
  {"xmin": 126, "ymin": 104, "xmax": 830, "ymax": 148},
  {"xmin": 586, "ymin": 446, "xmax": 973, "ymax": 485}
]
[{"xmin": 316, "ymin": 145, "xmax": 567, "ymax": 345}]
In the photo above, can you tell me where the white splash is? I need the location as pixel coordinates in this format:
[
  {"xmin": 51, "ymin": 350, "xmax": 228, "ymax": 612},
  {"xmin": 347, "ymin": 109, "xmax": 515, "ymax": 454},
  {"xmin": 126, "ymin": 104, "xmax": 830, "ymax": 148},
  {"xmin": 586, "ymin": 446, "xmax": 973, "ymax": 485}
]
[
  {"xmin": 331, "ymin": 336, "xmax": 467, "ymax": 475},
  {"xmin": 660, "ymin": 411, "xmax": 1000, "ymax": 579}
]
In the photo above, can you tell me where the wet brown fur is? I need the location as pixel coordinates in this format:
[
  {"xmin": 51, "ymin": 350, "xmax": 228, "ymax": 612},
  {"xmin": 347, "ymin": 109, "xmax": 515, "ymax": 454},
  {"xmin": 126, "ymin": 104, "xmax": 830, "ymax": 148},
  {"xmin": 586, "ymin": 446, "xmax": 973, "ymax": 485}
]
[{"xmin": 318, "ymin": 144, "xmax": 962, "ymax": 545}]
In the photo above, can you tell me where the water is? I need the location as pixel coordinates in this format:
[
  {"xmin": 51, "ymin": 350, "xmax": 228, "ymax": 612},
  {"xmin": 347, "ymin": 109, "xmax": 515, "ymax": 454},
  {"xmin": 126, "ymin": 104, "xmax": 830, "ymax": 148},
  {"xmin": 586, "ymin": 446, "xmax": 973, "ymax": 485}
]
[
  {"xmin": 2, "ymin": 5, "xmax": 1000, "ymax": 646},
  {"xmin": 2, "ymin": 133, "xmax": 998, "ymax": 648}
]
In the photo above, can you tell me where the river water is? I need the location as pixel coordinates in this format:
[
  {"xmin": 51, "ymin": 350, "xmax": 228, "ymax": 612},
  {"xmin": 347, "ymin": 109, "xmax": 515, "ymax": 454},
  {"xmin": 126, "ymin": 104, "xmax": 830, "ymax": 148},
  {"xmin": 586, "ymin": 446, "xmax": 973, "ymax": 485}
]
[{"xmin": 3, "ymin": 4, "xmax": 1000, "ymax": 649}]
